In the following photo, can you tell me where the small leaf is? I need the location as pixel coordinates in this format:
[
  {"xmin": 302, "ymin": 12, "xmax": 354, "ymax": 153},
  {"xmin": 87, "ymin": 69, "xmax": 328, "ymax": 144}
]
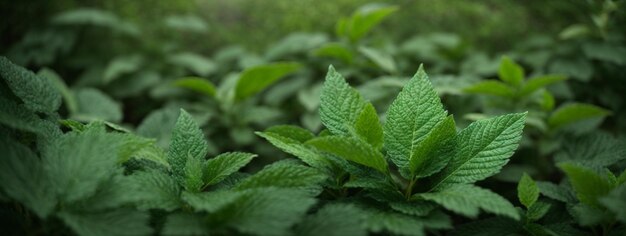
[
  {"xmin": 168, "ymin": 109, "xmax": 208, "ymax": 187},
  {"xmin": 558, "ymin": 162, "xmax": 613, "ymax": 207},
  {"xmin": 234, "ymin": 161, "xmax": 327, "ymax": 190},
  {"xmin": 256, "ymin": 127, "xmax": 329, "ymax": 169},
  {"xmin": 418, "ymin": 184, "xmax": 520, "ymax": 220},
  {"xmin": 174, "ymin": 77, "xmax": 216, "ymax": 97},
  {"xmin": 204, "ymin": 152, "xmax": 256, "ymax": 186},
  {"xmin": 354, "ymin": 102, "xmax": 383, "ymax": 149},
  {"xmin": 342, "ymin": 5, "xmax": 398, "ymax": 42},
  {"xmin": 498, "ymin": 56, "xmax": 524, "ymax": 87},
  {"xmin": 314, "ymin": 43, "xmax": 354, "ymax": 63},
  {"xmin": 409, "ymin": 115, "xmax": 456, "ymax": 178},
  {"xmin": 519, "ymin": 75, "xmax": 567, "ymax": 96},
  {"xmin": 307, "ymin": 135, "xmax": 388, "ymax": 173},
  {"xmin": 526, "ymin": 201, "xmax": 551, "ymax": 222},
  {"xmin": 517, "ymin": 173, "xmax": 539, "ymax": 208},
  {"xmin": 548, "ymin": 103, "xmax": 610, "ymax": 130},
  {"xmin": 235, "ymin": 62, "xmax": 301, "ymax": 101},
  {"xmin": 463, "ymin": 80, "xmax": 516, "ymax": 97}
]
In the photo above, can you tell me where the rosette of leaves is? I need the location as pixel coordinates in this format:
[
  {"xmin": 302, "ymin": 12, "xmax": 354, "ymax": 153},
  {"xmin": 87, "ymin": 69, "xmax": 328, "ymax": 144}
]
[{"xmin": 258, "ymin": 65, "xmax": 527, "ymax": 235}]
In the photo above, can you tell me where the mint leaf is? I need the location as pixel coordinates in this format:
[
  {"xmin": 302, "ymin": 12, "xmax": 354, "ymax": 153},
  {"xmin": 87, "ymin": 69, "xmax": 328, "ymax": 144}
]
[
  {"xmin": 57, "ymin": 209, "xmax": 152, "ymax": 236},
  {"xmin": 498, "ymin": 56, "xmax": 524, "ymax": 87},
  {"xmin": 0, "ymin": 56, "xmax": 61, "ymax": 113},
  {"xmin": 174, "ymin": 77, "xmax": 216, "ymax": 97},
  {"xmin": 307, "ymin": 135, "xmax": 388, "ymax": 173},
  {"xmin": 418, "ymin": 184, "xmax": 520, "ymax": 220},
  {"xmin": 558, "ymin": 162, "xmax": 614, "ymax": 207},
  {"xmin": 409, "ymin": 115, "xmax": 456, "ymax": 178},
  {"xmin": 354, "ymin": 102, "xmax": 383, "ymax": 149},
  {"xmin": 430, "ymin": 113, "xmax": 526, "ymax": 190},
  {"xmin": 463, "ymin": 80, "xmax": 516, "ymax": 97},
  {"xmin": 548, "ymin": 103, "xmax": 610, "ymax": 130},
  {"xmin": 204, "ymin": 152, "xmax": 256, "ymax": 186},
  {"xmin": 384, "ymin": 65, "xmax": 447, "ymax": 176},
  {"xmin": 517, "ymin": 173, "xmax": 539, "ymax": 208},
  {"xmin": 296, "ymin": 204, "xmax": 367, "ymax": 236},
  {"xmin": 125, "ymin": 170, "xmax": 181, "ymax": 211},
  {"xmin": 255, "ymin": 126, "xmax": 329, "ymax": 169},
  {"xmin": 519, "ymin": 75, "xmax": 567, "ymax": 96},
  {"xmin": 168, "ymin": 109, "xmax": 208, "ymax": 187},
  {"xmin": 73, "ymin": 88, "xmax": 123, "ymax": 123},
  {"xmin": 234, "ymin": 160, "xmax": 327, "ymax": 189},
  {"xmin": 319, "ymin": 65, "xmax": 367, "ymax": 137},
  {"xmin": 235, "ymin": 62, "xmax": 301, "ymax": 101}
]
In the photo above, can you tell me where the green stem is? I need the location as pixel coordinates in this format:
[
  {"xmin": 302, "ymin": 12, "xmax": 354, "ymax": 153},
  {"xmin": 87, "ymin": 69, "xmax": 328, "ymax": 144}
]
[{"xmin": 404, "ymin": 177, "xmax": 417, "ymax": 200}]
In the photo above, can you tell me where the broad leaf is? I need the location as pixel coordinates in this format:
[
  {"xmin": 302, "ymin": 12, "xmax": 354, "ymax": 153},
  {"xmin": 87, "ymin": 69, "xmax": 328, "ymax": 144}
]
[
  {"xmin": 409, "ymin": 115, "xmax": 456, "ymax": 178},
  {"xmin": 0, "ymin": 56, "xmax": 61, "ymax": 113},
  {"xmin": 234, "ymin": 160, "xmax": 327, "ymax": 189},
  {"xmin": 558, "ymin": 163, "xmax": 614, "ymax": 207},
  {"xmin": 319, "ymin": 65, "xmax": 367, "ymax": 137},
  {"xmin": 235, "ymin": 62, "xmax": 301, "ymax": 101},
  {"xmin": 174, "ymin": 77, "xmax": 216, "ymax": 97},
  {"xmin": 517, "ymin": 173, "xmax": 539, "ymax": 208},
  {"xmin": 204, "ymin": 152, "xmax": 256, "ymax": 186},
  {"xmin": 307, "ymin": 135, "xmax": 388, "ymax": 173},
  {"xmin": 548, "ymin": 103, "xmax": 610, "ymax": 130}
]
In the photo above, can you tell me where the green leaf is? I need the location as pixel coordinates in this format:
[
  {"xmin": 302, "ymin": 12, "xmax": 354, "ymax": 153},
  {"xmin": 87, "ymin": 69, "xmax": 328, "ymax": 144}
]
[
  {"xmin": 0, "ymin": 136, "xmax": 56, "ymax": 218},
  {"xmin": 255, "ymin": 126, "xmax": 329, "ymax": 169},
  {"xmin": 204, "ymin": 152, "xmax": 256, "ymax": 186},
  {"xmin": 184, "ymin": 155, "xmax": 204, "ymax": 192},
  {"xmin": 57, "ymin": 208, "xmax": 152, "ymax": 236},
  {"xmin": 103, "ymin": 55, "xmax": 143, "ymax": 83},
  {"xmin": 558, "ymin": 163, "xmax": 613, "ymax": 207},
  {"xmin": 73, "ymin": 88, "xmax": 123, "ymax": 123},
  {"xmin": 451, "ymin": 217, "xmax": 521, "ymax": 236},
  {"xmin": 137, "ymin": 107, "xmax": 180, "ymax": 149},
  {"xmin": 556, "ymin": 132, "xmax": 626, "ymax": 167},
  {"xmin": 341, "ymin": 5, "xmax": 398, "ymax": 42},
  {"xmin": 162, "ymin": 213, "xmax": 209, "ymax": 236},
  {"xmin": 599, "ymin": 184, "xmax": 626, "ymax": 223},
  {"xmin": 418, "ymin": 184, "xmax": 520, "ymax": 220},
  {"xmin": 354, "ymin": 102, "xmax": 383, "ymax": 149},
  {"xmin": 536, "ymin": 181, "xmax": 576, "ymax": 203},
  {"xmin": 384, "ymin": 65, "xmax": 447, "ymax": 175},
  {"xmin": 526, "ymin": 201, "xmax": 551, "ymax": 222},
  {"xmin": 463, "ymin": 80, "xmax": 516, "ymax": 97},
  {"xmin": 168, "ymin": 109, "xmax": 208, "ymax": 187},
  {"xmin": 125, "ymin": 170, "xmax": 181, "ymax": 211},
  {"xmin": 295, "ymin": 204, "xmax": 367, "ymax": 236},
  {"xmin": 234, "ymin": 160, "xmax": 327, "ymax": 189},
  {"xmin": 519, "ymin": 75, "xmax": 567, "ymax": 96},
  {"xmin": 44, "ymin": 128, "xmax": 122, "ymax": 203},
  {"xmin": 114, "ymin": 133, "xmax": 168, "ymax": 166},
  {"xmin": 517, "ymin": 173, "xmax": 539, "ymax": 208},
  {"xmin": 168, "ymin": 52, "xmax": 216, "ymax": 76},
  {"xmin": 307, "ymin": 135, "xmax": 388, "ymax": 173},
  {"xmin": 235, "ymin": 62, "xmax": 301, "ymax": 101},
  {"xmin": 314, "ymin": 43, "xmax": 354, "ymax": 63},
  {"xmin": 209, "ymin": 188, "xmax": 317, "ymax": 236},
  {"xmin": 0, "ymin": 96, "xmax": 62, "ymax": 137},
  {"xmin": 360, "ymin": 207, "xmax": 425, "ymax": 236},
  {"xmin": 0, "ymin": 56, "xmax": 61, "ymax": 113},
  {"xmin": 319, "ymin": 65, "xmax": 367, "ymax": 137},
  {"xmin": 409, "ymin": 115, "xmax": 456, "ymax": 178},
  {"xmin": 498, "ymin": 56, "xmax": 524, "ymax": 87},
  {"xmin": 358, "ymin": 46, "xmax": 397, "ymax": 73},
  {"xmin": 173, "ymin": 77, "xmax": 216, "ymax": 97},
  {"xmin": 38, "ymin": 68, "xmax": 78, "ymax": 114},
  {"xmin": 548, "ymin": 103, "xmax": 610, "ymax": 130},
  {"xmin": 430, "ymin": 113, "xmax": 526, "ymax": 190},
  {"xmin": 182, "ymin": 190, "xmax": 245, "ymax": 213}
]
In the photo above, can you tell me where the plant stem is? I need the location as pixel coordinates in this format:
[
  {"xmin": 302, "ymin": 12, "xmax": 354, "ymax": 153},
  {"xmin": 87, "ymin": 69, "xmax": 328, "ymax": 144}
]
[{"xmin": 404, "ymin": 177, "xmax": 417, "ymax": 200}]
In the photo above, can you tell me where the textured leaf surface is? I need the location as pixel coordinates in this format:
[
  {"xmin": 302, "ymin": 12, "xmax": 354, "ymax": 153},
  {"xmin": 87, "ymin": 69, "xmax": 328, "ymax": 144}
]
[
  {"xmin": 430, "ymin": 113, "xmax": 526, "ymax": 190},
  {"xmin": 182, "ymin": 190, "xmax": 244, "ymax": 213},
  {"xmin": 517, "ymin": 173, "xmax": 539, "ymax": 208},
  {"xmin": 0, "ymin": 56, "xmax": 61, "ymax": 113},
  {"xmin": 307, "ymin": 135, "xmax": 388, "ymax": 173},
  {"xmin": 124, "ymin": 170, "xmax": 181, "ymax": 211},
  {"xmin": 168, "ymin": 109, "xmax": 208, "ymax": 186},
  {"xmin": 73, "ymin": 88, "xmax": 123, "ymax": 123},
  {"xmin": 419, "ymin": 184, "xmax": 520, "ymax": 220},
  {"xmin": 256, "ymin": 127, "xmax": 329, "ymax": 168},
  {"xmin": 43, "ymin": 128, "xmax": 122, "ymax": 203},
  {"xmin": 204, "ymin": 152, "xmax": 256, "ymax": 186},
  {"xmin": 384, "ymin": 65, "xmax": 447, "ymax": 174},
  {"xmin": 137, "ymin": 107, "xmax": 180, "ymax": 149},
  {"xmin": 235, "ymin": 62, "xmax": 301, "ymax": 101},
  {"xmin": 558, "ymin": 163, "xmax": 613, "ymax": 207},
  {"xmin": 536, "ymin": 181, "xmax": 576, "ymax": 203},
  {"xmin": 361, "ymin": 207, "xmax": 425, "ymax": 236},
  {"xmin": 556, "ymin": 132, "xmax": 626, "ymax": 167},
  {"xmin": 319, "ymin": 65, "xmax": 367, "ymax": 136},
  {"xmin": 234, "ymin": 161, "xmax": 327, "ymax": 189},
  {"xmin": 57, "ymin": 209, "xmax": 152, "ymax": 236},
  {"xmin": 354, "ymin": 102, "xmax": 383, "ymax": 149},
  {"xmin": 409, "ymin": 115, "xmax": 456, "ymax": 178}
]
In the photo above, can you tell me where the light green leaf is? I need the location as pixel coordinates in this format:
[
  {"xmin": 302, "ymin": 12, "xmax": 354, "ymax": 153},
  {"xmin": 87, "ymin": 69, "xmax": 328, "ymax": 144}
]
[
  {"xmin": 341, "ymin": 5, "xmax": 398, "ymax": 42},
  {"xmin": 463, "ymin": 80, "xmax": 516, "ymax": 97},
  {"xmin": 307, "ymin": 135, "xmax": 388, "ymax": 173},
  {"xmin": 409, "ymin": 115, "xmax": 456, "ymax": 178},
  {"xmin": 0, "ymin": 56, "xmax": 61, "ymax": 113},
  {"xmin": 430, "ymin": 113, "xmax": 526, "ymax": 190},
  {"xmin": 319, "ymin": 65, "xmax": 367, "ymax": 137},
  {"xmin": 418, "ymin": 184, "xmax": 520, "ymax": 220},
  {"xmin": 168, "ymin": 109, "xmax": 208, "ymax": 187},
  {"xmin": 184, "ymin": 154, "xmax": 204, "ymax": 192},
  {"xmin": 548, "ymin": 103, "xmax": 610, "ymax": 130},
  {"xmin": 234, "ymin": 160, "xmax": 327, "ymax": 189},
  {"xmin": 255, "ymin": 126, "xmax": 329, "ymax": 169},
  {"xmin": 517, "ymin": 173, "xmax": 539, "ymax": 208},
  {"xmin": 558, "ymin": 163, "xmax": 613, "ymax": 207},
  {"xmin": 57, "ymin": 209, "xmax": 152, "ymax": 236},
  {"xmin": 358, "ymin": 46, "xmax": 397, "ymax": 73},
  {"xmin": 174, "ymin": 77, "xmax": 216, "ymax": 97},
  {"xmin": 235, "ymin": 62, "xmax": 301, "ymax": 101},
  {"xmin": 384, "ymin": 65, "xmax": 447, "ymax": 175},
  {"xmin": 73, "ymin": 88, "xmax": 123, "ymax": 123},
  {"xmin": 498, "ymin": 56, "xmax": 524, "ymax": 87},
  {"xmin": 520, "ymin": 75, "xmax": 567, "ymax": 96},
  {"xmin": 314, "ymin": 43, "xmax": 354, "ymax": 63},
  {"xmin": 526, "ymin": 201, "xmax": 551, "ymax": 221},
  {"xmin": 354, "ymin": 102, "xmax": 383, "ymax": 149},
  {"xmin": 204, "ymin": 152, "xmax": 256, "ymax": 186}
]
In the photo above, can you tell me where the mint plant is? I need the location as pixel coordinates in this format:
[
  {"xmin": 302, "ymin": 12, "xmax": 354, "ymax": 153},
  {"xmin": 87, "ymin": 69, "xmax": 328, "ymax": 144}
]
[{"xmin": 258, "ymin": 65, "xmax": 527, "ymax": 234}]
